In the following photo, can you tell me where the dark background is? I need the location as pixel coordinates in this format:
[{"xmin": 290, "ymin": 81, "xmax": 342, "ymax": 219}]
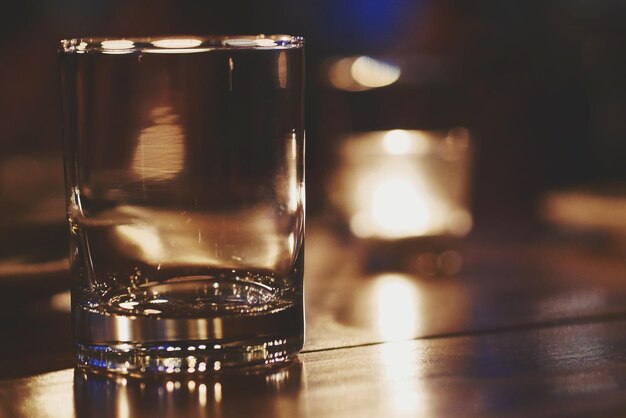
[{"xmin": 2, "ymin": 0, "xmax": 626, "ymax": 242}]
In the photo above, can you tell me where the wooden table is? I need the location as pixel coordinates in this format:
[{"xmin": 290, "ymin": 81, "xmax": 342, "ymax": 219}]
[{"xmin": 2, "ymin": 223, "xmax": 626, "ymax": 417}]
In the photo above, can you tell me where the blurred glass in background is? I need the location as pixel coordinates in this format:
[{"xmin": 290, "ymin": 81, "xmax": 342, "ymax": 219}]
[{"xmin": 329, "ymin": 129, "xmax": 471, "ymax": 241}]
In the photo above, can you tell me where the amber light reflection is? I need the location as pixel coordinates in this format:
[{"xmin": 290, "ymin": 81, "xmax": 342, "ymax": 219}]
[
  {"xmin": 15, "ymin": 371, "xmax": 74, "ymax": 418},
  {"xmin": 69, "ymin": 361, "xmax": 303, "ymax": 417},
  {"xmin": 380, "ymin": 341, "xmax": 431, "ymax": 417},
  {"xmin": 147, "ymin": 37, "xmax": 212, "ymax": 54},
  {"xmin": 151, "ymin": 38, "xmax": 202, "ymax": 48},
  {"xmin": 373, "ymin": 273, "xmax": 429, "ymax": 415},
  {"xmin": 348, "ymin": 132, "xmax": 434, "ymax": 238},
  {"xmin": 327, "ymin": 56, "xmax": 401, "ymax": 91},
  {"xmin": 132, "ymin": 106, "xmax": 185, "ymax": 182},
  {"xmin": 101, "ymin": 39, "xmax": 135, "ymax": 55},
  {"xmin": 374, "ymin": 273, "xmax": 422, "ymax": 341},
  {"xmin": 332, "ymin": 129, "xmax": 472, "ymax": 240},
  {"xmin": 114, "ymin": 205, "xmax": 286, "ymax": 269}
]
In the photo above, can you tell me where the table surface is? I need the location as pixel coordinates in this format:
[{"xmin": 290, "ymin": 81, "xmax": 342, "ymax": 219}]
[{"xmin": 2, "ymin": 223, "xmax": 626, "ymax": 417}]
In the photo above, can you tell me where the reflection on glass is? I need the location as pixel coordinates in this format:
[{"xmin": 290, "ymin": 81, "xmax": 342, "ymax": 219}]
[
  {"xmin": 254, "ymin": 39, "xmax": 278, "ymax": 47},
  {"xmin": 146, "ymin": 38, "xmax": 210, "ymax": 54},
  {"xmin": 152, "ymin": 38, "xmax": 202, "ymax": 49},
  {"xmin": 132, "ymin": 106, "xmax": 185, "ymax": 182},
  {"xmin": 287, "ymin": 131, "xmax": 300, "ymax": 211},
  {"xmin": 62, "ymin": 38, "xmax": 306, "ymax": 372},
  {"xmin": 330, "ymin": 129, "xmax": 472, "ymax": 240},
  {"xmin": 101, "ymin": 40, "xmax": 135, "ymax": 49},
  {"xmin": 224, "ymin": 38, "xmax": 277, "ymax": 47},
  {"xmin": 327, "ymin": 56, "xmax": 400, "ymax": 91},
  {"xmin": 278, "ymin": 51, "xmax": 288, "ymax": 88},
  {"xmin": 373, "ymin": 273, "xmax": 421, "ymax": 341},
  {"xmin": 225, "ymin": 38, "xmax": 257, "ymax": 46},
  {"xmin": 111, "ymin": 205, "xmax": 286, "ymax": 268},
  {"xmin": 101, "ymin": 39, "xmax": 135, "ymax": 54},
  {"xmin": 115, "ymin": 223, "xmax": 165, "ymax": 263}
]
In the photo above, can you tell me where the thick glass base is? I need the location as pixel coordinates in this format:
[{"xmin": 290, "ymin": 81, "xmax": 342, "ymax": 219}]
[
  {"xmin": 77, "ymin": 335, "xmax": 303, "ymax": 376},
  {"xmin": 73, "ymin": 271, "xmax": 304, "ymax": 375}
]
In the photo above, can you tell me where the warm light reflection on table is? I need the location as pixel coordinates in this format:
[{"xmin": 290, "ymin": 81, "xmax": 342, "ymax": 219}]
[
  {"xmin": 6, "ymin": 225, "xmax": 626, "ymax": 416},
  {"xmin": 379, "ymin": 341, "xmax": 430, "ymax": 417},
  {"xmin": 70, "ymin": 360, "xmax": 304, "ymax": 418}
]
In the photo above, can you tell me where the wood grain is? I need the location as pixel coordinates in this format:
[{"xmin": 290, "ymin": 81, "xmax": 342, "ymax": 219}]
[
  {"xmin": 4, "ymin": 319, "xmax": 626, "ymax": 417},
  {"xmin": 3, "ymin": 224, "xmax": 626, "ymax": 416}
]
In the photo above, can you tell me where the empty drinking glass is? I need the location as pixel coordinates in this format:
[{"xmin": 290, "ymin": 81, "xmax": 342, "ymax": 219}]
[{"xmin": 59, "ymin": 35, "xmax": 305, "ymax": 374}]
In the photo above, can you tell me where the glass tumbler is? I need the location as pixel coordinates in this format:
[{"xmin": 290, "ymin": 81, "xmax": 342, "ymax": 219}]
[{"xmin": 59, "ymin": 35, "xmax": 305, "ymax": 374}]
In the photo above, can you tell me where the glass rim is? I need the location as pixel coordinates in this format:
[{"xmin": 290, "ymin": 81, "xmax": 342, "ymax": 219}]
[{"xmin": 59, "ymin": 34, "xmax": 304, "ymax": 54}]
